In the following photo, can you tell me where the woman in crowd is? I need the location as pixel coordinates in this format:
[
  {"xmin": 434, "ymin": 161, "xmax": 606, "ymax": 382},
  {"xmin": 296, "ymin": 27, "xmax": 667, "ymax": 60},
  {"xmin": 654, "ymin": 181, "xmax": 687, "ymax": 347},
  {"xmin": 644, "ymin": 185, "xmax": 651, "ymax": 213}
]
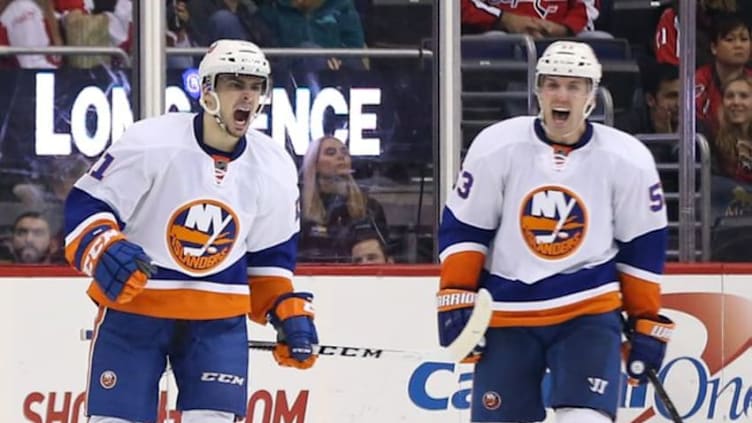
[
  {"xmin": 696, "ymin": 14, "xmax": 752, "ymax": 137},
  {"xmin": 710, "ymin": 74, "xmax": 752, "ymax": 219},
  {"xmin": 299, "ymin": 135, "xmax": 387, "ymax": 262}
]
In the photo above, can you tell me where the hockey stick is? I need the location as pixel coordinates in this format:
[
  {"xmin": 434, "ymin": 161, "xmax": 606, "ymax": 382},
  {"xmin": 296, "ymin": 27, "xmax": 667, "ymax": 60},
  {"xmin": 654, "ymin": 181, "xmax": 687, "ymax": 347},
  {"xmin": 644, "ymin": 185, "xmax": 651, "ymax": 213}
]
[
  {"xmin": 79, "ymin": 288, "xmax": 493, "ymax": 363},
  {"xmin": 621, "ymin": 315, "xmax": 683, "ymax": 423},
  {"xmin": 646, "ymin": 369, "xmax": 683, "ymax": 423}
]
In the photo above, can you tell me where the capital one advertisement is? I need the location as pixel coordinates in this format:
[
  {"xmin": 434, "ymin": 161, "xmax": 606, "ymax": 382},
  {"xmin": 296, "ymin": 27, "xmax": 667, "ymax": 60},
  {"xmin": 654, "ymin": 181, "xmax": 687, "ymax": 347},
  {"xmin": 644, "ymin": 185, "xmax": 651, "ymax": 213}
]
[{"xmin": 1, "ymin": 271, "xmax": 750, "ymax": 422}]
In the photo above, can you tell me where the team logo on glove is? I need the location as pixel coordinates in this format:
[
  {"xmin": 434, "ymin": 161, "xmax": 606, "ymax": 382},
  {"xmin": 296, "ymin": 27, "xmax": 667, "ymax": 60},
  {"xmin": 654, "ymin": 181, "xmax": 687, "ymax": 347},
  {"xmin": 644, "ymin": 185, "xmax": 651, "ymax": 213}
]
[{"xmin": 167, "ymin": 199, "xmax": 239, "ymax": 273}]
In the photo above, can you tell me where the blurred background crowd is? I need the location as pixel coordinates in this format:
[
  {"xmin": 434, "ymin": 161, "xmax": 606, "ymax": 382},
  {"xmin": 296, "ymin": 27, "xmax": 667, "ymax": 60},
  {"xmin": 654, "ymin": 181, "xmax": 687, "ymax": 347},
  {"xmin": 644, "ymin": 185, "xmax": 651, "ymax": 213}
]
[{"xmin": 0, "ymin": 0, "xmax": 749, "ymax": 265}]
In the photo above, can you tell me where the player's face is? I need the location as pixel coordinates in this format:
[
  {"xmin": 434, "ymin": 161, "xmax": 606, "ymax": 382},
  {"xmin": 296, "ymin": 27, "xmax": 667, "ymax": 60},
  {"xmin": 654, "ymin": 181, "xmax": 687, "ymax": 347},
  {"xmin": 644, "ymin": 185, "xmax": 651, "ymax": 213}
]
[
  {"xmin": 722, "ymin": 79, "xmax": 752, "ymax": 125},
  {"xmin": 538, "ymin": 75, "xmax": 592, "ymax": 143},
  {"xmin": 213, "ymin": 74, "xmax": 266, "ymax": 137},
  {"xmin": 316, "ymin": 138, "xmax": 352, "ymax": 178},
  {"xmin": 351, "ymin": 239, "xmax": 388, "ymax": 264},
  {"xmin": 11, "ymin": 217, "xmax": 52, "ymax": 263},
  {"xmin": 712, "ymin": 27, "xmax": 751, "ymax": 66}
]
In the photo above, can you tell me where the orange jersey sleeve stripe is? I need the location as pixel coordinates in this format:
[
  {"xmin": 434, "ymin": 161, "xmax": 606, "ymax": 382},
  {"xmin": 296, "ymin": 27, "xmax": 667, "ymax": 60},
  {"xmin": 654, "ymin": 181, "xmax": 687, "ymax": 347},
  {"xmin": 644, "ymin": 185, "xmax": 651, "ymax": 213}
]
[
  {"xmin": 87, "ymin": 283, "xmax": 250, "ymax": 320},
  {"xmin": 64, "ymin": 219, "xmax": 119, "ymax": 265},
  {"xmin": 619, "ymin": 272, "xmax": 660, "ymax": 319},
  {"xmin": 489, "ymin": 291, "xmax": 622, "ymax": 327},
  {"xmin": 440, "ymin": 251, "xmax": 485, "ymax": 290},
  {"xmin": 248, "ymin": 276, "xmax": 294, "ymax": 324}
]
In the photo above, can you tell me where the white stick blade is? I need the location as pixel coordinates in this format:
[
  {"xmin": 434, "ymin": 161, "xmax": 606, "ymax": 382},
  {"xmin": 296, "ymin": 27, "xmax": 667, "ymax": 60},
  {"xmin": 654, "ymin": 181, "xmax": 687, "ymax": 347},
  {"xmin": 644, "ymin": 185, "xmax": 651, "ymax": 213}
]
[{"xmin": 444, "ymin": 288, "xmax": 493, "ymax": 362}]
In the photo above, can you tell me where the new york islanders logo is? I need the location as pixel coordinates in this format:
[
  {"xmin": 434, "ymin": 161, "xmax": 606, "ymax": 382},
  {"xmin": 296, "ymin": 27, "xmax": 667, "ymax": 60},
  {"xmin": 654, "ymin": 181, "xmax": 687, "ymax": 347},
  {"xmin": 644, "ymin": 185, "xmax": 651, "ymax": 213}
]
[
  {"xmin": 519, "ymin": 186, "xmax": 587, "ymax": 259},
  {"xmin": 166, "ymin": 200, "xmax": 239, "ymax": 273}
]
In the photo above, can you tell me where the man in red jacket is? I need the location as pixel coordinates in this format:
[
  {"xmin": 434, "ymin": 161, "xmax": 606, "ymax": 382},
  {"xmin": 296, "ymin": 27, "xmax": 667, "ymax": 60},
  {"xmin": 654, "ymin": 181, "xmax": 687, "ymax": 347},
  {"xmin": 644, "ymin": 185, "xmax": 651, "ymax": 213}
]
[{"xmin": 461, "ymin": 0, "xmax": 602, "ymax": 39}]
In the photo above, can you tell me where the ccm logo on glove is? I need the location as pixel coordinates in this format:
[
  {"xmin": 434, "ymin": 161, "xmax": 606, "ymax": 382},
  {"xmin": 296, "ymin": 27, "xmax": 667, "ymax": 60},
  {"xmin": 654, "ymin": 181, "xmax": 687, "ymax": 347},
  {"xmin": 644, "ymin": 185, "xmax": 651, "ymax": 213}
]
[{"xmin": 82, "ymin": 228, "xmax": 121, "ymax": 276}]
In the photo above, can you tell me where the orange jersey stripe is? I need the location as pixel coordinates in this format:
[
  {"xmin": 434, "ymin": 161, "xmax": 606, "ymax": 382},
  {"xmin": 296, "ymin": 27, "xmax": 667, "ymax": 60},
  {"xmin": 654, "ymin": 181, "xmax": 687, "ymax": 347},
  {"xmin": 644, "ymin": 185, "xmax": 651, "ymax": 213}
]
[
  {"xmin": 489, "ymin": 291, "xmax": 622, "ymax": 327},
  {"xmin": 619, "ymin": 272, "xmax": 660, "ymax": 318},
  {"xmin": 87, "ymin": 283, "xmax": 249, "ymax": 320},
  {"xmin": 64, "ymin": 219, "xmax": 119, "ymax": 265},
  {"xmin": 440, "ymin": 251, "xmax": 485, "ymax": 290},
  {"xmin": 248, "ymin": 276, "xmax": 294, "ymax": 324}
]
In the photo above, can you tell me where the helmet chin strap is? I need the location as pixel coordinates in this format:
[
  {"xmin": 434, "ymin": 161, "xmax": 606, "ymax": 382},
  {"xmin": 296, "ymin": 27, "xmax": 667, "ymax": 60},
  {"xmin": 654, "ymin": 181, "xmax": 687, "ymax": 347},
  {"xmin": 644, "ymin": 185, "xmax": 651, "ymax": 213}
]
[
  {"xmin": 199, "ymin": 91, "xmax": 232, "ymax": 135},
  {"xmin": 199, "ymin": 84, "xmax": 271, "ymax": 138}
]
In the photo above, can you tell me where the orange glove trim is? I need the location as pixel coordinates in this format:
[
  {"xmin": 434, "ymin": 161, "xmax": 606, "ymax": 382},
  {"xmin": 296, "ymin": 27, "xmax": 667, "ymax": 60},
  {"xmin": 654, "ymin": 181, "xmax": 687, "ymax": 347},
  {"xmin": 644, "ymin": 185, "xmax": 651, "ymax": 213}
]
[
  {"xmin": 115, "ymin": 270, "xmax": 149, "ymax": 304},
  {"xmin": 273, "ymin": 344, "xmax": 317, "ymax": 369},
  {"xmin": 64, "ymin": 220, "xmax": 119, "ymax": 265},
  {"xmin": 79, "ymin": 229, "xmax": 125, "ymax": 277},
  {"xmin": 634, "ymin": 318, "xmax": 674, "ymax": 343},
  {"xmin": 274, "ymin": 296, "xmax": 315, "ymax": 321}
]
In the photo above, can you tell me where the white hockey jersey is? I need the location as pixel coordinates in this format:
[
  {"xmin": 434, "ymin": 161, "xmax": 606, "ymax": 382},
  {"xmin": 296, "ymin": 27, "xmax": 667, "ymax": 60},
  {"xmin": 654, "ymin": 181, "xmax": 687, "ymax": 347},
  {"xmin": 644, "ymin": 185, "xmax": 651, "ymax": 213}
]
[
  {"xmin": 439, "ymin": 116, "xmax": 668, "ymax": 327},
  {"xmin": 64, "ymin": 112, "xmax": 300, "ymax": 320}
]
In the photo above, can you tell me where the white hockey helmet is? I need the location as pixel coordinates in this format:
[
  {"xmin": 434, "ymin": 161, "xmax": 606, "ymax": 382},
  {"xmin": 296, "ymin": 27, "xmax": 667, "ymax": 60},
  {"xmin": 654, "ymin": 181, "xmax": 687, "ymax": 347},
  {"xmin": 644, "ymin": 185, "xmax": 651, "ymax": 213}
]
[
  {"xmin": 535, "ymin": 41, "xmax": 602, "ymax": 118},
  {"xmin": 535, "ymin": 41, "xmax": 601, "ymax": 91},
  {"xmin": 198, "ymin": 39, "xmax": 271, "ymax": 117}
]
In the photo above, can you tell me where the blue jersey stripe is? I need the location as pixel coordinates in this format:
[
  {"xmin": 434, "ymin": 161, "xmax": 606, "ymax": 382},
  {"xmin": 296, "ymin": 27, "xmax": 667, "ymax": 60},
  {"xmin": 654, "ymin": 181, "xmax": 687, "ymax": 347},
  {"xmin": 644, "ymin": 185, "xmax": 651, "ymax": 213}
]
[
  {"xmin": 481, "ymin": 260, "xmax": 618, "ymax": 302},
  {"xmin": 438, "ymin": 208, "xmax": 496, "ymax": 254},
  {"xmin": 64, "ymin": 188, "xmax": 125, "ymax": 235},
  {"xmin": 615, "ymin": 228, "xmax": 667, "ymax": 275},
  {"xmin": 246, "ymin": 233, "xmax": 299, "ymax": 272},
  {"xmin": 153, "ymin": 255, "xmax": 248, "ymax": 285}
]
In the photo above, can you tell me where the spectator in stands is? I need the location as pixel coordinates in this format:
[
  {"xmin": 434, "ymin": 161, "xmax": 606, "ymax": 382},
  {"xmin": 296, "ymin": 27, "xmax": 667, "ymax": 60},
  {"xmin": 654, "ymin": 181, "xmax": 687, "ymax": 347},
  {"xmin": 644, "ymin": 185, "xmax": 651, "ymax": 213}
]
[
  {"xmin": 461, "ymin": 0, "xmax": 607, "ymax": 39},
  {"xmin": 166, "ymin": 0, "xmax": 196, "ymax": 68},
  {"xmin": 653, "ymin": 0, "xmax": 737, "ymax": 67},
  {"xmin": 60, "ymin": 0, "xmax": 133, "ymax": 68},
  {"xmin": 13, "ymin": 154, "xmax": 91, "ymax": 254},
  {"xmin": 616, "ymin": 62, "xmax": 679, "ymax": 136},
  {"xmin": 299, "ymin": 135, "xmax": 387, "ymax": 262},
  {"xmin": 348, "ymin": 222, "xmax": 392, "ymax": 264},
  {"xmin": 0, "ymin": 211, "xmax": 61, "ymax": 264},
  {"xmin": 616, "ymin": 63, "xmax": 679, "ymax": 166},
  {"xmin": 259, "ymin": 0, "xmax": 367, "ymax": 71},
  {"xmin": 187, "ymin": 0, "xmax": 273, "ymax": 47},
  {"xmin": 0, "ymin": 0, "xmax": 62, "ymax": 68},
  {"xmin": 696, "ymin": 14, "xmax": 752, "ymax": 138},
  {"xmin": 712, "ymin": 75, "xmax": 752, "ymax": 182},
  {"xmin": 708, "ymin": 75, "xmax": 752, "ymax": 221}
]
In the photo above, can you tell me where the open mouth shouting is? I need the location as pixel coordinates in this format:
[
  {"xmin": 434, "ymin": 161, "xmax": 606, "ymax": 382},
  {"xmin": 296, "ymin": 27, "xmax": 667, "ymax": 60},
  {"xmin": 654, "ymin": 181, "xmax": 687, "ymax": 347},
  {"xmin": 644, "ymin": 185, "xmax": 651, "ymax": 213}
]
[
  {"xmin": 551, "ymin": 107, "xmax": 571, "ymax": 125},
  {"xmin": 232, "ymin": 105, "xmax": 252, "ymax": 130}
]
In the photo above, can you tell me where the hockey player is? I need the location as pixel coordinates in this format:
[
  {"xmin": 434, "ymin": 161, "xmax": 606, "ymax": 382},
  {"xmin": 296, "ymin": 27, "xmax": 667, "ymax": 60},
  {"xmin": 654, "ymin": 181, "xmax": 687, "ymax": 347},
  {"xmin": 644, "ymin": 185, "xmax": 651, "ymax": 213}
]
[
  {"xmin": 64, "ymin": 39, "xmax": 318, "ymax": 423},
  {"xmin": 436, "ymin": 41, "xmax": 674, "ymax": 422}
]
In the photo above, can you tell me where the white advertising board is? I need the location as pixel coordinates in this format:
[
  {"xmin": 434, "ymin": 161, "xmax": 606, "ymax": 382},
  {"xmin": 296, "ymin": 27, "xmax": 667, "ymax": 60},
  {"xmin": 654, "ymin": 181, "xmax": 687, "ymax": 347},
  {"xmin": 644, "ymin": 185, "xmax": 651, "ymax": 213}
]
[{"xmin": 0, "ymin": 274, "xmax": 749, "ymax": 422}]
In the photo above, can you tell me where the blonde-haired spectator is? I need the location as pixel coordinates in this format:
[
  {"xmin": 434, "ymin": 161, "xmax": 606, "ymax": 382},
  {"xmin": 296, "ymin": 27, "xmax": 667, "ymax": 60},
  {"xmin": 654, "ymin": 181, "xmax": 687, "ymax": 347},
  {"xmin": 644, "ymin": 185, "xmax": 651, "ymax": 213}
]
[
  {"xmin": 713, "ymin": 75, "xmax": 752, "ymax": 182},
  {"xmin": 710, "ymin": 75, "xmax": 752, "ymax": 220},
  {"xmin": 299, "ymin": 135, "xmax": 387, "ymax": 262}
]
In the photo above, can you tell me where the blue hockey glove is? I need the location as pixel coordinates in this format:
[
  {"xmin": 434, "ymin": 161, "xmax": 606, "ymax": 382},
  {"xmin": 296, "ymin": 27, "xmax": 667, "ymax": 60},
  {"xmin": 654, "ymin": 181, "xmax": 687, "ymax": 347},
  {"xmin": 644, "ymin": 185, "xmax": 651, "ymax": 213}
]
[
  {"xmin": 72, "ymin": 226, "xmax": 156, "ymax": 304},
  {"xmin": 623, "ymin": 315, "xmax": 675, "ymax": 385},
  {"xmin": 269, "ymin": 292, "xmax": 319, "ymax": 369},
  {"xmin": 437, "ymin": 288, "xmax": 485, "ymax": 363}
]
